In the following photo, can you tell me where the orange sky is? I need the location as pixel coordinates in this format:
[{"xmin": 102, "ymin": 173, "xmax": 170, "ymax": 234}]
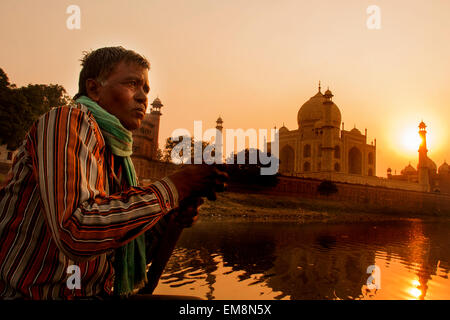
[{"xmin": 1, "ymin": 0, "xmax": 449, "ymax": 176}]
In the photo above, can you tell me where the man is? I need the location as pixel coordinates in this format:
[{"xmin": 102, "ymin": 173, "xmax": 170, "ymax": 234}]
[{"xmin": 0, "ymin": 46, "xmax": 226, "ymax": 299}]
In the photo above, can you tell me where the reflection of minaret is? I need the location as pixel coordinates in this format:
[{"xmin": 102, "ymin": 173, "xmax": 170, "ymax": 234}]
[
  {"xmin": 407, "ymin": 221, "xmax": 432, "ymax": 300},
  {"xmin": 199, "ymin": 250, "xmax": 217, "ymax": 300},
  {"xmin": 418, "ymin": 121, "xmax": 430, "ymax": 192}
]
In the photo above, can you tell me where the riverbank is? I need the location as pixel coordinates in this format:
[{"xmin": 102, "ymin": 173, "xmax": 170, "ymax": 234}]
[{"xmin": 198, "ymin": 191, "xmax": 450, "ymax": 224}]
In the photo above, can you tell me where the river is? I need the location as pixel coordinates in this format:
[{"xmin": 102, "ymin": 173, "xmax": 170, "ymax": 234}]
[{"xmin": 153, "ymin": 219, "xmax": 450, "ymax": 300}]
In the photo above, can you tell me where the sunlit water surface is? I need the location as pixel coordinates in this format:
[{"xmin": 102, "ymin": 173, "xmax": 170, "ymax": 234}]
[{"xmin": 153, "ymin": 219, "xmax": 450, "ymax": 300}]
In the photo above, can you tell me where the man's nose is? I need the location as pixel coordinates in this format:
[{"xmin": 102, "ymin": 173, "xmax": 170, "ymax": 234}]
[{"xmin": 135, "ymin": 88, "xmax": 148, "ymax": 107}]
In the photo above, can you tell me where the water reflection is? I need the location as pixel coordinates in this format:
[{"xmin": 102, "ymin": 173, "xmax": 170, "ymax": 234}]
[{"xmin": 153, "ymin": 220, "xmax": 450, "ymax": 300}]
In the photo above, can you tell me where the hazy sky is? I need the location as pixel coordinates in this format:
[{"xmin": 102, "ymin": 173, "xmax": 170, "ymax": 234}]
[{"xmin": 1, "ymin": 0, "xmax": 449, "ymax": 176}]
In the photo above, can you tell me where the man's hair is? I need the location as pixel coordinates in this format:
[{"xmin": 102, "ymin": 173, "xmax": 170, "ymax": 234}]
[{"xmin": 74, "ymin": 46, "xmax": 150, "ymax": 100}]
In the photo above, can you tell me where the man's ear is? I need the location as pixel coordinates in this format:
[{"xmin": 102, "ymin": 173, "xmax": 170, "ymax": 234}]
[{"xmin": 85, "ymin": 79, "xmax": 102, "ymax": 102}]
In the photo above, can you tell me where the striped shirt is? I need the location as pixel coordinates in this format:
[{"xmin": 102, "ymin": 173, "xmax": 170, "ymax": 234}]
[{"xmin": 0, "ymin": 104, "xmax": 179, "ymax": 299}]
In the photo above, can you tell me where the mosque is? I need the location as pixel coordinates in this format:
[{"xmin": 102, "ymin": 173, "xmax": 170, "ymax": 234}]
[{"xmin": 387, "ymin": 121, "xmax": 450, "ymax": 194}]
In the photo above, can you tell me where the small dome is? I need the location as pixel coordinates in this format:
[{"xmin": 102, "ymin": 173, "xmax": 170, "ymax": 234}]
[
  {"xmin": 401, "ymin": 163, "xmax": 416, "ymax": 175},
  {"xmin": 418, "ymin": 121, "xmax": 427, "ymax": 129},
  {"xmin": 324, "ymin": 88, "xmax": 333, "ymax": 99},
  {"xmin": 350, "ymin": 127, "xmax": 362, "ymax": 135},
  {"xmin": 216, "ymin": 116, "xmax": 223, "ymax": 123},
  {"xmin": 151, "ymin": 97, "xmax": 163, "ymax": 107},
  {"xmin": 438, "ymin": 161, "xmax": 450, "ymax": 174}
]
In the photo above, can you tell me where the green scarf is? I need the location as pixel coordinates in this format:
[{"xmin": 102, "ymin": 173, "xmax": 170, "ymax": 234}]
[{"xmin": 76, "ymin": 95, "xmax": 147, "ymax": 296}]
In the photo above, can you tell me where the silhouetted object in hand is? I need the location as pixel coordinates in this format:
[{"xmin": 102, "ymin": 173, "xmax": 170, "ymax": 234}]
[{"xmin": 317, "ymin": 180, "xmax": 338, "ymax": 197}]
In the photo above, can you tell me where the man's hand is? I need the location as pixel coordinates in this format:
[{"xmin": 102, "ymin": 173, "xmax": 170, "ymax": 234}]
[
  {"xmin": 173, "ymin": 198, "xmax": 204, "ymax": 228},
  {"xmin": 168, "ymin": 164, "xmax": 228, "ymax": 203}
]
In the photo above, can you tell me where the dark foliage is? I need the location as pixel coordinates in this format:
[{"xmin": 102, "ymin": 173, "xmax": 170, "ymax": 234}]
[
  {"xmin": 162, "ymin": 136, "xmax": 212, "ymax": 163},
  {"xmin": 0, "ymin": 68, "xmax": 72, "ymax": 149},
  {"xmin": 222, "ymin": 148, "xmax": 279, "ymax": 188}
]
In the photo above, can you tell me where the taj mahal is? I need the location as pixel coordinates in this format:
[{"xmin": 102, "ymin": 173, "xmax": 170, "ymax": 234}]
[
  {"xmin": 276, "ymin": 83, "xmax": 450, "ymax": 194},
  {"xmin": 278, "ymin": 83, "xmax": 376, "ymax": 178}
]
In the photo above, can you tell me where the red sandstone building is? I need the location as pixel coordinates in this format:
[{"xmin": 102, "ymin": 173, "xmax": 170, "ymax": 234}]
[{"xmin": 131, "ymin": 97, "xmax": 179, "ymax": 185}]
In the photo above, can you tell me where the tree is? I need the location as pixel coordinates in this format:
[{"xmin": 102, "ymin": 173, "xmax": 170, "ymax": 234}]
[
  {"xmin": 0, "ymin": 68, "xmax": 72, "ymax": 149},
  {"xmin": 162, "ymin": 136, "xmax": 181, "ymax": 162},
  {"xmin": 0, "ymin": 81, "xmax": 29, "ymax": 149},
  {"xmin": 162, "ymin": 136, "xmax": 213, "ymax": 164},
  {"xmin": 0, "ymin": 68, "xmax": 13, "ymax": 89},
  {"xmin": 154, "ymin": 148, "xmax": 163, "ymax": 161}
]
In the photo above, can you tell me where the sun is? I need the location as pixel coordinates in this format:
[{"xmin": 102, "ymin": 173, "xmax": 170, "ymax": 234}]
[{"xmin": 402, "ymin": 128, "xmax": 422, "ymax": 152}]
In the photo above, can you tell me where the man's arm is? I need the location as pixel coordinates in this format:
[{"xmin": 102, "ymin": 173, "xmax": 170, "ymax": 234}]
[{"xmin": 29, "ymin": 106, "xmax": 178, "ymax": 262}]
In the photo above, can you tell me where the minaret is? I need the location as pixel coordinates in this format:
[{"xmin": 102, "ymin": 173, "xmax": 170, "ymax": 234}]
[
  {"xmin": 321, "ymin": 88, "xmax": 335, "ymax": 172},
  {"xmin": 149, "ymin": 97, "xmax": 163, "ymax": 159},
  {"xmin": 216, "ymin": 116, "xmax": 223, "ymax": 133},
  {"xmin": 151, "ymin": 97, "xmax": 163, "ymax": 115},
  {"xmin": 215, "ymin": 116, "xmax": 224, "ymax": 163},
  {"xmin": 418, "ymin": 121, "xmax": 430, "ymax": 192}
]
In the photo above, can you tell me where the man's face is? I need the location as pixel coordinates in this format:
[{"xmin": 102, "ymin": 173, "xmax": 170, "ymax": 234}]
[{"xmin": 93, "ymin": 61, "xmax": 150, "ymax": 131}]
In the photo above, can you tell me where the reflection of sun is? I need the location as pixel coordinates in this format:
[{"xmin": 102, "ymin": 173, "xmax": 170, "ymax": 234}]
[
  {"xmin": 411, "ymin": 279, "xmax": 420, "ymax": 286},
  {"xmin": 408, "ymin": 287, "xmax": 422, "ymax": 299},
  {"xmin": 407, "ymin": 279, "xmax": 422, "ymax": 299}
]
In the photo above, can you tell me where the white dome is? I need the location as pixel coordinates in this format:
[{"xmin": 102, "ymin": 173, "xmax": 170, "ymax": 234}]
[{"xmin": 297, "ymin": 89, "xmax": 341, "ymax": 129}]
